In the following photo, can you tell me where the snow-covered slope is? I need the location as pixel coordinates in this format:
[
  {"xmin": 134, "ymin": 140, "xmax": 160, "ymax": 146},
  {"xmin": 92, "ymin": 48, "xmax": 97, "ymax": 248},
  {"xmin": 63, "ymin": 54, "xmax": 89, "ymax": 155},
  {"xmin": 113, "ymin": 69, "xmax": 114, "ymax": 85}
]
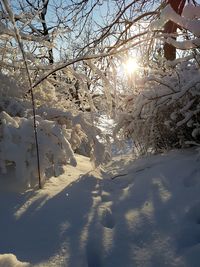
[{"xmin": 0, "ymin": 149, "xmax": 200, "ymax": 267}]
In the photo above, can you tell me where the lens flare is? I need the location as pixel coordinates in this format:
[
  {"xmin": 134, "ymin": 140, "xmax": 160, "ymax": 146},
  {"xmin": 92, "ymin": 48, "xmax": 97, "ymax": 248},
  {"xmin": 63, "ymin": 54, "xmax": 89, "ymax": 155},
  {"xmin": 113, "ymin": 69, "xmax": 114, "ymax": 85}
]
[{"xmin": 124, "ymin": 58, "xmax": 139, "ymax": 75}]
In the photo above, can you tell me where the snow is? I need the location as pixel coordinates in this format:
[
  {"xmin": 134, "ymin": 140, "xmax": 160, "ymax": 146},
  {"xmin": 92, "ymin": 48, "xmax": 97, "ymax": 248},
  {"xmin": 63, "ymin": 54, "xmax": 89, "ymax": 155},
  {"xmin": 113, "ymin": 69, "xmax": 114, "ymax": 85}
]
[
  {"xmin": 1, "ymin": 3, "xmax": 200, "ymax": 264},
  {"xmin": 182, "ymin": 4, "xmax": 200, "ymax": 20},
  {"xmin": 0, "ymin": 111, "xmax": 77, "ymax": 189},
  {"xmin": 0, "ymin": 254, "xmax": 29, "ymax": 267},
  {"xmin": 151, "ymin": 4, "xmax": 200, "ymax": 48},
  {"xmin": 1, "ymin": 149, "xmax": 200, "ymax": 267},
  {"xmin": 166, "ymin": 37, "xmax": 200, "ymax": 50}
]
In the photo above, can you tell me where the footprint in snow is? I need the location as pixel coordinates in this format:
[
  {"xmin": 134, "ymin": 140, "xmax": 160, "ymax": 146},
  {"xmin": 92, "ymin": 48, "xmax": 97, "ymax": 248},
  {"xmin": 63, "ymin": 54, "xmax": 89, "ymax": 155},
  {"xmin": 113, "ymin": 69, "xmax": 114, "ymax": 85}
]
[
  {"xmin": 100, "ymin": 207, "xmax": 115, "ymax": 229},
  {"xmin": 101, "ymin": 192, "xmax": 111, "ymax": 202}
]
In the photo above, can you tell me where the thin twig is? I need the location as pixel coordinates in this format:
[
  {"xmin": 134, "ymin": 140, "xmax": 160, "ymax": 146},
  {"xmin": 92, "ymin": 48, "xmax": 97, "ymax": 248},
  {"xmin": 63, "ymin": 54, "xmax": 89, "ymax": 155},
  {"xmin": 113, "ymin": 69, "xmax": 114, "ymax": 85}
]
[{"xmin": 2, "ymin": 0, "xmax": 42, "ymax": 189}]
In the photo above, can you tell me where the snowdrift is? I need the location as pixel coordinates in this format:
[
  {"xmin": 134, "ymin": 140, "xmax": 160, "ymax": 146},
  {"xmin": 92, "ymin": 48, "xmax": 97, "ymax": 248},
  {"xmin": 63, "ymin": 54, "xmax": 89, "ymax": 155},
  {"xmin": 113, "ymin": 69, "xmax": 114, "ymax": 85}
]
[{"xmin": 0, "ymin": 149, "xmax": 200, "ymax": 267}]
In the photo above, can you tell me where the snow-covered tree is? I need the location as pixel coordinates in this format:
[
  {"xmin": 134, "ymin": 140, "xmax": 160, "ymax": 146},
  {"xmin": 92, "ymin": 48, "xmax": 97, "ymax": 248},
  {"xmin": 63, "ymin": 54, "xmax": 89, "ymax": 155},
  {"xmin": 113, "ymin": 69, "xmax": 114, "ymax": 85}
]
[
  {"xmin": 1, "ymin": 0, "xmax": 200, "ymax": 189},
  {"xmin": 115, "ymin": 2, "xmax": 200, "ymax": 155}
]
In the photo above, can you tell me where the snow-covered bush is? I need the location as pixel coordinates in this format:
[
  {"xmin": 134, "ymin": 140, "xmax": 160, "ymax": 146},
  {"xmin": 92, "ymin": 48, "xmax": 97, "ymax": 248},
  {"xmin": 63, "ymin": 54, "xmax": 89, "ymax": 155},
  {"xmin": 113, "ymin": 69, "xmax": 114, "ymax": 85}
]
[
  {"xmin": 0, "ymin": 65, "xmax": 110, "ymax": 191},
  {"xmin": 70, "ymin": 124, "xmax": 88, "ymax": 150},
  {"xmin": 0, "ymin": 111, "xmax": 77, "ymax": 188},
  {"xmin": 114, "ymin": 3, "xmax": 200, "ymax": 155},
  {"xmin": 115, "ymin": 59, "xmax": 200, "ymax": 155},
  {"xmin": 37, "ymin": 107, "xmax": 109, "ymax": 166},
  {"xmin": 0, "ymin": 72, "xmax": 30, "ymax": 117}
]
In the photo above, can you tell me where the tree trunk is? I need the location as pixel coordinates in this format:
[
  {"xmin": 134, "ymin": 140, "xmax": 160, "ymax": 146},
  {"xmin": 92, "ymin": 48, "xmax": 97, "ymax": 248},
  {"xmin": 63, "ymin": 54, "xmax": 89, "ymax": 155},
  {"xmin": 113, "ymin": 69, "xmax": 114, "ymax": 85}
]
[
  {"xmin": 164, "ymin": 0, "xmax": 186, "ymax": 60},
  {"xmin": 40, "ymin": 0, "xmax": 54, "ymax": 65}
]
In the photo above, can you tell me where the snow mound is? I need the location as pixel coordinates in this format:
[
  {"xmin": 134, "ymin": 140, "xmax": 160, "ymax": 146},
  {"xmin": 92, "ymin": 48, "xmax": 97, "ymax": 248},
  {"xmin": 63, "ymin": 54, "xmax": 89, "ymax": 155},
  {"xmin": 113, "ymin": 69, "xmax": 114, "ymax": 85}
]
[
  {"xmin": 0, "ymin": 254, "xmax": 29, "ymax": 267},
  {"xmin": 0, "ymin": 111, "xmax": 76, "ymax": 190}
]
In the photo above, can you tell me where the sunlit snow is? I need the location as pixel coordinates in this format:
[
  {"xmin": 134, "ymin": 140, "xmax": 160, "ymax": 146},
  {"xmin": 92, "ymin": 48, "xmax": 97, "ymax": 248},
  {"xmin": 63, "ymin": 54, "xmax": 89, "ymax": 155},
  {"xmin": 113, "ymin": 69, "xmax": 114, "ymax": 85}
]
[{"xmin": 1, "ymin": 149, "xmax": 200, "ymax": 267}]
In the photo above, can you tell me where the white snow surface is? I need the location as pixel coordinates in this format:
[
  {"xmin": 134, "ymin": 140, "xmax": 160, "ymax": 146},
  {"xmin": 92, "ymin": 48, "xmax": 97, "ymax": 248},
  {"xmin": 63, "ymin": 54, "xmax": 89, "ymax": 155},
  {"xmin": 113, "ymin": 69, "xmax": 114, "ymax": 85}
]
[
  {"xmin": 1, "ymin": 149, "xmax": 200, "ymax": 267},
  {"xmin": 0, "ymin": 111, "xmax": 77, "ymax": 189},
  {"xmin": 0, "ymin": 254, "xmax": 29, "ymax": 267}
]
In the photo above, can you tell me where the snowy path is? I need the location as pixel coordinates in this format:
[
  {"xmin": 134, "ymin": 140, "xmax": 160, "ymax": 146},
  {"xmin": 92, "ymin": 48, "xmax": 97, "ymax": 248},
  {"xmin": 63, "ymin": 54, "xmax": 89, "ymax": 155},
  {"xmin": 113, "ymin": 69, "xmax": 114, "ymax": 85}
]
[{"xmin": 1, "ymin": 150, "xmax": 200, "ymax": 267}]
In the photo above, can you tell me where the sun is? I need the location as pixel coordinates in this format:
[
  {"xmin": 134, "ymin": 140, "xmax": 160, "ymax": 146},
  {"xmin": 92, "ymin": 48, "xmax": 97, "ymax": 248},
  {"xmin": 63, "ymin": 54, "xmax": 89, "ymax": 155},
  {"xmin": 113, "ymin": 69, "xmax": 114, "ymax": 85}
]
[{"xmin": 123, "ymin": 58, "xmax": 139, "ymax": 75}]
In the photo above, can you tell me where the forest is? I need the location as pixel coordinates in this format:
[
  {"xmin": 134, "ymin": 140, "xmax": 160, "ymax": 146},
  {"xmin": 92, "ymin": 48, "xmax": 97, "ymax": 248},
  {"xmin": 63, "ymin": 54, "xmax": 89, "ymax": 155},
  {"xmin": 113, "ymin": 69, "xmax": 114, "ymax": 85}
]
[{"xmin": 0, "ymin": 0, "xmax": 200, "ymax": 266}]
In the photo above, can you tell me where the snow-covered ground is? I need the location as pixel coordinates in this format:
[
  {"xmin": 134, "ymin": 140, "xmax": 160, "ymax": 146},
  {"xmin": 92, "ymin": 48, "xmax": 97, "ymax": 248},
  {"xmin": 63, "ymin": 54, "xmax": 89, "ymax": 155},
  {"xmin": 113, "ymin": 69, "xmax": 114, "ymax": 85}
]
[{"xmin": 1, "ymin": 149, "xmax": 200, "ymax": 267}]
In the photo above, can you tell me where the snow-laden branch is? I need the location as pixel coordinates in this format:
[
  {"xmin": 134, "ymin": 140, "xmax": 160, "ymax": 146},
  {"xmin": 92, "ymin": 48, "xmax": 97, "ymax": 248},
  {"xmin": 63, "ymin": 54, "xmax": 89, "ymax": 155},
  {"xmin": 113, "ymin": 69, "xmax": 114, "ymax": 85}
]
[
  {"xmin": 0, "ymin": 21, "xmax": 48, "ymax": 42},
  {"xmin": 151, "ymin": 4, "xmax": 200, "ymax": 37},
  {"xmin": 166, "ymin": 37, "xmax": 200, "ymax": 50},
  {"xmin": 182, "ymin": 3, "xmax": 200, "ymax": 20},
  {"xmin": 32, "ymin": 35, "xmax": 153, "ymax": 89},
  {"xmin": 146, "ymin": 76, "xmax": 176, "ymax": 92}
]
